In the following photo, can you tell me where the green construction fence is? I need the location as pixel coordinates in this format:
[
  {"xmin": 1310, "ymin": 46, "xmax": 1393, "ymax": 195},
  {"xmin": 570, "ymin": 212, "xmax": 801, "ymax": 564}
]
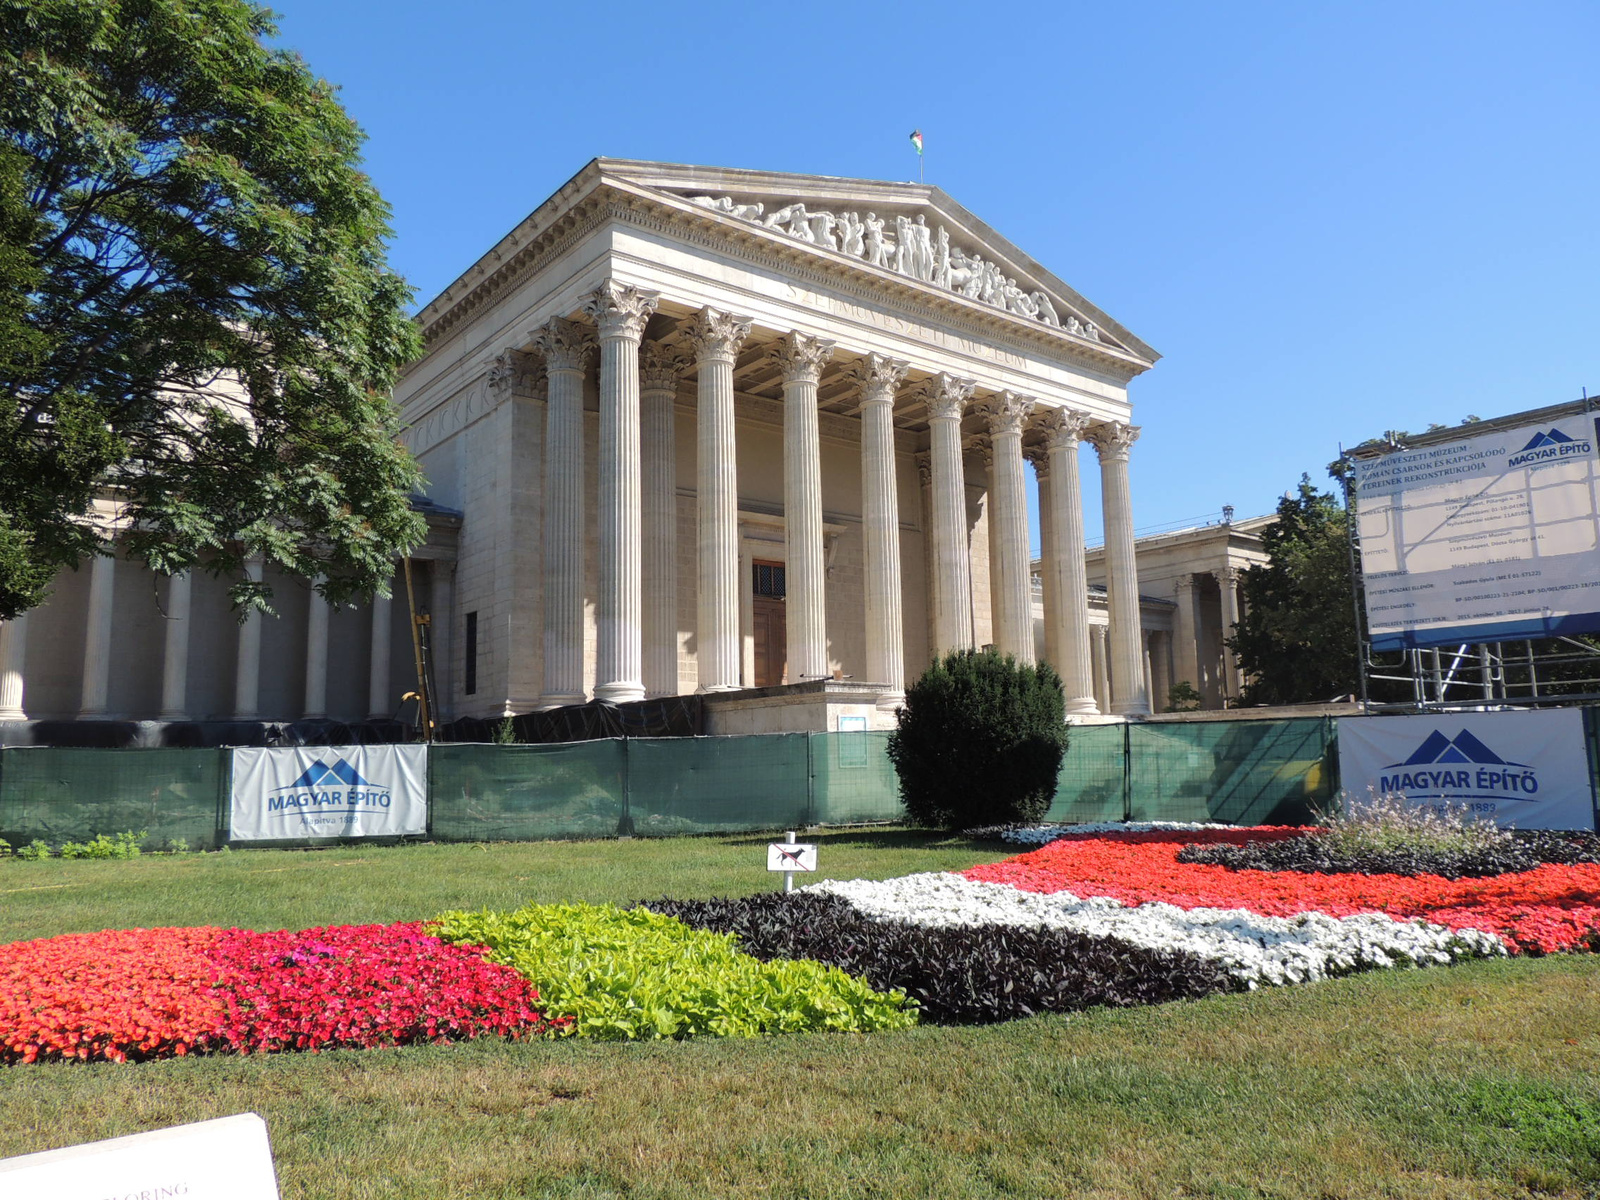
[{"xmin": 0, "ymin": 721, "xmax": 1342, "ymax": 848}]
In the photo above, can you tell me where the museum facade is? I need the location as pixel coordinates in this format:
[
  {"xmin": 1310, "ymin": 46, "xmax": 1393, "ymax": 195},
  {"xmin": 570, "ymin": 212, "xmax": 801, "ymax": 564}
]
[{"xmin": 1, "ymin": 159, "xmax": 1263, "ymax": 734}]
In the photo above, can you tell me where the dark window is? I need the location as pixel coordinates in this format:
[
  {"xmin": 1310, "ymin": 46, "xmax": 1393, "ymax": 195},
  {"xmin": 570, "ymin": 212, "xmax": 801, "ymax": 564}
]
[
  {"xmin": 464, "ymin": 611, "xmax": 478, "ymax": 696},
  {"xmin": 753, "ymin": 562, "xmax": 786, "ymax": 599}
]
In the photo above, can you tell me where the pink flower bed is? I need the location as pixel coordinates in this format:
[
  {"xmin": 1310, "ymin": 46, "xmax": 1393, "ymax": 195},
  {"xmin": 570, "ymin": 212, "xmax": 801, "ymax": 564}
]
[{"xmin": 0, "ymin": 922, "xmax": 558, "ymax": 1065}]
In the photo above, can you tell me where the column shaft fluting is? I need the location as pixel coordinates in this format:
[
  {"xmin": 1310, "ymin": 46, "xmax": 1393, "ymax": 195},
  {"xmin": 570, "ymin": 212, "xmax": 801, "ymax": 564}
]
[
  {"xmin": 1091, "ymin": 422, "xmax": 1149, "ymax": 716},
  {"xmin": 1032, "ymin": 453, "xmax": 1059, "ymax": 671},
  {"xmin": 586, "ymin": 281, "xmax": 659, "ymax": 704},
  {"xmin": 980, "ymin": 392, "xmax": 1035, "ymax": 663},
  {"xmin": 640, "ymin": 343, "xmax": 683, "ymax": 698},
  {"xmin": 234, "ymin": 556, "xmax": 264, "ymax": 719},
  {"xmin": 0, "ymin": 614, "xmax": 28, "ymax": 721},
  {"xmin": 852, "ymin": 355, "xmax": 910, "ymax": 708},
  {"xmin": 159, "ymin": 570, "xmax": 192, "ymax": 720},
  {"xmin": 919, "ymin": 374, "xmax": 976, "ymax": 655},
  {"xmin": 79, "ymin": 549, "xmax": 115, "ymax": 716},
  {"xmin": 688, "ymin": 308, "xmax": 751, "ymax": 692},
  {"xmin": 368, "ymin": 588, "xmax": 392, "ymax": 719},
  {"xmin": 775, "ymin": 332, "xmax": 835, "ymax": 683},
  {"xmin": 304, "ymin": 583, "xmax": 330, "ymax": 718},
  {"xmin": 1042, "ymin": 409, "xmax": 1098, "ymax": 713},
  {"xmin": 533, "ymin": 317, "xmax": 594, "ymax": 709}
]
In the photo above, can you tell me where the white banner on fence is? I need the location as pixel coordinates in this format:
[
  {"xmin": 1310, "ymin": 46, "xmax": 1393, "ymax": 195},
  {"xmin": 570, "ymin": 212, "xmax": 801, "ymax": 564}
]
[
  {"xmin": 230, "ymin": 744, "xmax": 428, "ymax": 840},
  {"xmin": 1337, "ymin": 710, "xmax": 1595, "ymax": 829}
]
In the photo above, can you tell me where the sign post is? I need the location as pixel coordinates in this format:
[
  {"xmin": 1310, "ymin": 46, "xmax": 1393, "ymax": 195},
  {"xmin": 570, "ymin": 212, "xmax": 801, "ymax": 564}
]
[{"xmin": 767, "ymin": 830, "xmax": 817, "ymax": 892}]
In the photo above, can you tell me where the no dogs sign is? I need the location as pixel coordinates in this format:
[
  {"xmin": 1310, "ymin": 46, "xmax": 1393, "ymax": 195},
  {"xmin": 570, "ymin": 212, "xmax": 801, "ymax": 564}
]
[{"xmin": 767, "ymin": 842, "xmax": 818, "ymax": 873}]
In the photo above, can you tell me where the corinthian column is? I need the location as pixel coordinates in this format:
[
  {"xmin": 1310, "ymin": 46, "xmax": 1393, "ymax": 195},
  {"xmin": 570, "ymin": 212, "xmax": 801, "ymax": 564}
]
[
  {"xmin": 158, "ymin": 570, "xmax": 192, "ymax": 720},
  {"xmin": 79, "ymin": 549, "xmax": 116, "ymax": 717},
  {"xmin": 640, "ymin": 341, "xmax": 685, "ymax": 698},
  {"xmin": 1039, "ymin": 408, "xmax": 1098, "ymax": 714},
  {"xmin": 234, "ymin": 556, "xmax": 264, "ymax": 719},
  {"xmin": 916, "ymin": 373, "xmax": 976, "ymax": 655},
  {"xmin": 686, "ymin": 307, "xmax": 751, "ymax": 692},
  {"xmin": 977, "ymin": 392, "xmax": 1035, "ymax": 663},
  {"xmin": 0, "ymin": 614, "xmax": 28, "ymax": 721},
  {"xmin": 848, "ymin": 354, "xmax": 911, "ymax": 709},
  {"xmin": 773, "ymin": 331, "xmax": 836, "ymax": 684},
  {"xmin": 1089, "ymin": 421, "xmax": 1148, "ymax": 716},
  {"xmin": 1219, "ymin": 564, "xmax": 1244, "ymax": 701},
  {"xmin": 585, "ymin": 280, "xmax": 659, "ymax": 704},
  {"xmin": 532, "ymin": 316, "xmax": 594, "ymax": 709},
  {"xmin": 1172, "ymin": 573, "xmax": 1200, "ymax": 699}
]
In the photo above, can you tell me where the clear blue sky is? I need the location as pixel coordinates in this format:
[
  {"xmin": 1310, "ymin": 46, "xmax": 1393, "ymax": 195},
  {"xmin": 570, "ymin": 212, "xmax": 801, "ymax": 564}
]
[{"xmin": 269, "ymin": 0, "xmax": 1598, "ymax": 544}]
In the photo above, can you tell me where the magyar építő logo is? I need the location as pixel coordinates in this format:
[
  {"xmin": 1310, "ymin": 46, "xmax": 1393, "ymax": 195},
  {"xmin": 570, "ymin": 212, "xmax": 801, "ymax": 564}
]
[
  {"xmin": 1506, "ymin": 426, "xmax": 1593, "ymax": 469},
  {"xmin": 1378, "ymin": 729, "xmax": 1538, "ymax": 804},
  {"xmin": 266, "ymin": 757, "xmax": 393, "ymax": 818}
]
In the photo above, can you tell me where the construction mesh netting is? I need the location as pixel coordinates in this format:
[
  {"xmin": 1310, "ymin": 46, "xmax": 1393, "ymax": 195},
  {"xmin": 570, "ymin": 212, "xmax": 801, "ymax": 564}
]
[{"xmin": 0, "ymin": 718, "xmax": 1358, "ymax": 846}]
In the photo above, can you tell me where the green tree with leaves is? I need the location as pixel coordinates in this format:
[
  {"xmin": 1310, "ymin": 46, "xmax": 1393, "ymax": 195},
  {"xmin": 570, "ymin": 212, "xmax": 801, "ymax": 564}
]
[
  {"xmin": 1227, "ymin": 477, "xmax": 1363, "ymax": 705},
  {"xmin": 0, "ymin": 0, "xmax": 424, "ymax": 620}
]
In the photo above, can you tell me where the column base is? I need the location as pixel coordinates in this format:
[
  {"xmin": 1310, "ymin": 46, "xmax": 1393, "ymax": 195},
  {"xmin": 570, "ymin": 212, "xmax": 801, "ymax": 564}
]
[
  {"xmin": 1112, "ymin": 701, "xmax": 1151, "ymax": 718},
  {"xmin": 1065, "ymin": 695, "xmax": 1099, "ymax": 716},
  {"xmin": 696, "ymin": 683, "xmax": 742, "ymax": 695},
  {"xmin": 537, "ymin": 693, "xmax": 586, "ymax": 711},
  {"xmin": 594, "ymin": 682, "xmax": 645, "ymax": 704},
  {"xmin": 158, "ymin": 709, "xmax": 189, "ymax": 722},
  {"xmin": 875, "ymin": 690, "xmax": 905, "ymax": 713}
]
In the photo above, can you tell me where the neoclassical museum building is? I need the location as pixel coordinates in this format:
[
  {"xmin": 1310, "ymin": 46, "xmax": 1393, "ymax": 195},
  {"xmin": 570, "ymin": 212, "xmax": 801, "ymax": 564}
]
[{"xmin": 0, "ymin": 160, "xmax": 1268, "ymax": 736}]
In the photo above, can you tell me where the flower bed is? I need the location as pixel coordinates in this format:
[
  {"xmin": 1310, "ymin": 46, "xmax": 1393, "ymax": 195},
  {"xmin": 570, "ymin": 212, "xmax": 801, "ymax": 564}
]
[
  {"xmin": 962, "ymin": 829, "xmax": 1600, "ymax": 955},
  {"xmin": 0, "ymin": 923, "xmax": 555, "ymax": 1064}
]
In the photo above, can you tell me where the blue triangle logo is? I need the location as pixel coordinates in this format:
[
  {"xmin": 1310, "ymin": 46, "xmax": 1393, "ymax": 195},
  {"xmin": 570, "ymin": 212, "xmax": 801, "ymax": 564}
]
[{"xmin": 281, "ymin": 758, "xmax": 375, "ymax": 790}]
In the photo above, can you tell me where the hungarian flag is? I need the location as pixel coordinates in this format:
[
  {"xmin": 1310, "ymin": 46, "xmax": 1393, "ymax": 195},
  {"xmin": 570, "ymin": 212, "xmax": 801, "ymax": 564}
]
[{"xmin": 909, "ymin": 130, "xmax": 923, "ymax": 155}]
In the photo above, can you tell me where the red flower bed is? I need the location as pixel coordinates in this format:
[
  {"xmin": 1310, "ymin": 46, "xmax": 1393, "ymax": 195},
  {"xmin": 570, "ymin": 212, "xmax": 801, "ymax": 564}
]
[
  {"xmin": 0, "ymin": 922, "xmax": 557, "ymax": 1065},
  {"xmin": 963, "ymin": 829, "xmax": 1600, "ymax": 955}
]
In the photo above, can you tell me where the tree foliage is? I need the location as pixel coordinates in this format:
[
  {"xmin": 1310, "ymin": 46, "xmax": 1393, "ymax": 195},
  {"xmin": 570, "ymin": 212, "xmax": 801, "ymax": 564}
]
[
  {"xmin": 887, "ymin": 649, "xmax": 1068, "ymax": 831},
  {"xmin": 1228, "ymin": 477, "xmax": 1363, "ymax": 705},
  {"xmin": 0, "ymin": 0, "xmax": 425, "ymax": 620}
]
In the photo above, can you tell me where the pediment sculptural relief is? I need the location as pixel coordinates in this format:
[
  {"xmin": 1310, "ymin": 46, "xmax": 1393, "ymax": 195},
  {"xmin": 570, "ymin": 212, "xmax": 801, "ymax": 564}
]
[{"xmin": 684, "ymin": 194, "xmax": 1103, "ymax": 341}]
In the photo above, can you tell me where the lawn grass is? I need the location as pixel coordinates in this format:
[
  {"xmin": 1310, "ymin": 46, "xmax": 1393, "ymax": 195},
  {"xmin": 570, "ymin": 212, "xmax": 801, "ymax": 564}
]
[
  {"xmin": 3, "ymin": 831, "xmax": 1599, "ymax": 1198},
  {"xmin": 0, "ymin": 826, "xmax": 1011, "ymax": 943}
]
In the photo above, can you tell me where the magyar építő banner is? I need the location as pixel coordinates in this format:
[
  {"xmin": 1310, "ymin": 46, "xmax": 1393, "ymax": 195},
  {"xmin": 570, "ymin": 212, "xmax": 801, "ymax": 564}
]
[
  {"xmin": 229, "ymin": 744, "xmax": 428, "ymax": 841},
  {"xmin": 1336, "ymin": 710, "xmax": 1596, "ymax": 830}
]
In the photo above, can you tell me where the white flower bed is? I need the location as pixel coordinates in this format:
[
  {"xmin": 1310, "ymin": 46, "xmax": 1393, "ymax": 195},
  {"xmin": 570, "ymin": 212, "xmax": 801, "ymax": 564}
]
[
  {"xmin": 808, "ymin": 872, "xmax": 1507, "ymax": 988},
  {"xmin": 967, "ymin": 821, "xmax": 1244, "ymax": 847}
]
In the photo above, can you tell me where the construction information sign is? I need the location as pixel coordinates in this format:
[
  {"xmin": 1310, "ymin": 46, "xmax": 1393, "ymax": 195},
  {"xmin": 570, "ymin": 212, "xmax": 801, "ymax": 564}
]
[
  {"xmin": 230, "ymin": 744, "xmax": 428, "ymax": 840},
  {"xmin": 1352, "ymin": 413, "xmax": 1600, "ymax": 650}
]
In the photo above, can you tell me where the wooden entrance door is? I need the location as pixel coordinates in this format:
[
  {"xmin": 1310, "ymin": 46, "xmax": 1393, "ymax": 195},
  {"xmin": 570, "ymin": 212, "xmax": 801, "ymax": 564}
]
[{"xmin": 752, "ymin": 559, "xmax": 787, "ymax": 687}]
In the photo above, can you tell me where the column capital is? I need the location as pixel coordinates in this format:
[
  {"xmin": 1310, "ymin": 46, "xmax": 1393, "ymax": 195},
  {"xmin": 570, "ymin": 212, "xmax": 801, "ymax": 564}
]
[
  {"xmin": 914, "ymin": 373, "xmax": 976, "ymax": 422},
  {"xmin": 771, "ymin": 330, "xmax": 835, "ymax": 384},
  {"xmin": 488, "ymin": 348, "xmax": 543, "ymax": 400},
  {"xmin": 530, "ymin": 316, "xmax": 595, "ymax": 372},
  {"xmin": 640, "ymin": 339, "xmax": 689, "ymax": 393},
  {"xmin": 1174, "ymin": 572, "xmax": 1197, "ymax": 596},
  {"xmin": 964, "ymin": 433, "xmax": 995, "ymax": 470},
  {"xmin": 976, "ymin": 391, "xmax": 1035, "ymax": 437},
  {"xmin": 1088, "ymin": 420, "xmax": 1141, "ymax": 463},
  {"xmin": 584, "ymin": 279, "xmax": 659, "ymax": 341},
  {"xmin": 1219, "ymin": 564, "xmax": 1243, "ymax": 585},
  {"xmin": 686, "ymin": 307, "xmax": 752, "ymax": 364},
  {"xmin": 844, "ymin": 352, "xmax": 910, "ymax": 404},
  {"xmin": 914, "ymin": 449, "xmax": 932, "ymax": 486},
  {"xmin": 1037, "ymin": 406, "xmax": 1094, "ymax": 449},
  {"xmin": 1023, "ymin": 442, "xmax": 1049, "ymax": 475}
]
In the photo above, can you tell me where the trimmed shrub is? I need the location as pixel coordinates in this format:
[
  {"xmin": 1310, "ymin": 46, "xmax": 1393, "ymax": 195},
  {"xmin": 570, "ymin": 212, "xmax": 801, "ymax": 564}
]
[
  {"xmin": 887, "ymin": 648, "xmax": 1067, "ymax": 830},
  {"xmin": 644, "ymin": 892, "xmax": 1237, "ymax": 1025}
]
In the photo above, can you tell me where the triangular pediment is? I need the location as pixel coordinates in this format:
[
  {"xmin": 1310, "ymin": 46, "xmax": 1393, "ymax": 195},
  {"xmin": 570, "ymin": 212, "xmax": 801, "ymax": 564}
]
[{"xmin": 597, "ymin": 159, "xmax": 1156, "ymax": 363}]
